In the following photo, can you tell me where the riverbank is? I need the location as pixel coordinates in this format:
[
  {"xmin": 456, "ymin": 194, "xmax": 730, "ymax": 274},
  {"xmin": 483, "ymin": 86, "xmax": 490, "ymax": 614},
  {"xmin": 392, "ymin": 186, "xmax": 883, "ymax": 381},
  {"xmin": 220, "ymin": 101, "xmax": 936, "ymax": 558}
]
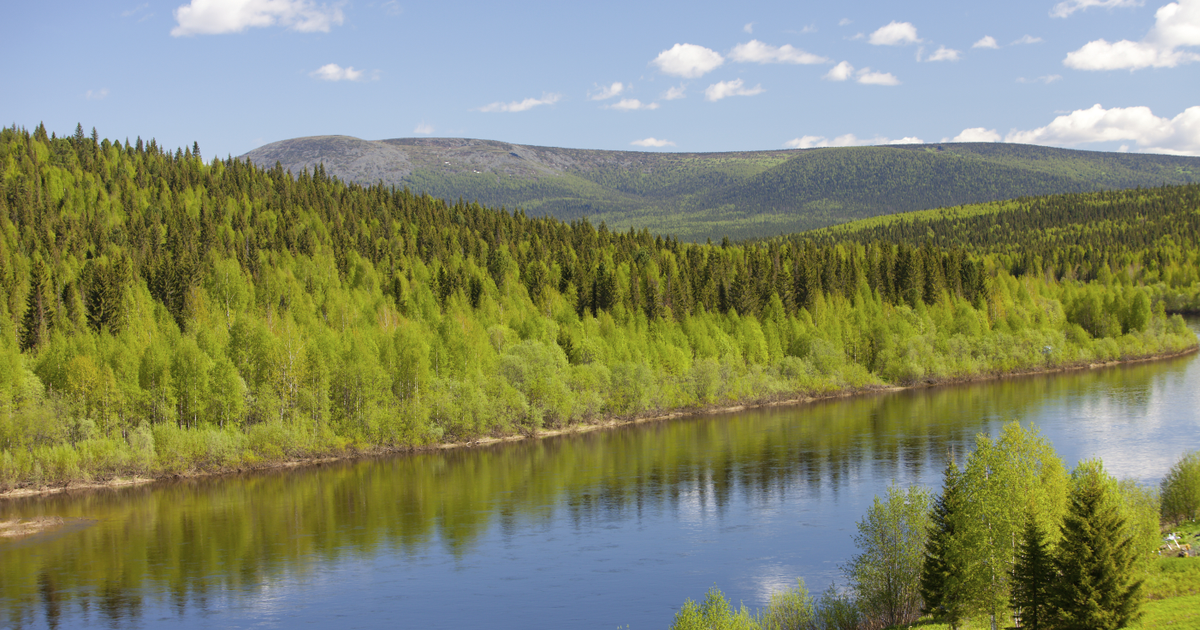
[{"xmin": 3, "ymin": 342, "xmax": 1195, "ymax": 501}]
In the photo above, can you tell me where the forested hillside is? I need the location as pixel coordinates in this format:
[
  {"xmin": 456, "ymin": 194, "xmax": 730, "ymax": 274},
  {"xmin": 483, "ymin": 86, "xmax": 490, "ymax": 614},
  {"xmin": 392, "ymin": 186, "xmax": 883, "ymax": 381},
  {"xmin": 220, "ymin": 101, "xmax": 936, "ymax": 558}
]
[
  {"xmin": 244, "ymin": 137, "xmax": 1200, "ymax": 241},
  {"xmin": 1, "ymin": 124, "xmax": 1196, "ymax": 489},
  {"xmin": 808, "ymin": 184, "xmax": 1200, "ymax": 312}
]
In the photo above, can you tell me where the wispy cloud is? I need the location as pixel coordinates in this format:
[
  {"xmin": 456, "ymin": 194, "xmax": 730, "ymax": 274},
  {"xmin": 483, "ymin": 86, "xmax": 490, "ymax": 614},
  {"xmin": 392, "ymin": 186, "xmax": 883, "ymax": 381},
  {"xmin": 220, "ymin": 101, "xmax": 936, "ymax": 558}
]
[
  {"xmin": 838, "ymin": 18, "xmax": 852, "ymax": 26},
  {"xmin": 823, "ymin": 61, "xmax": 900, "ymax": 85},
  {"xmin": 1013, "ymin": 35, "xmax": 1044, "ymax": 45},
  {"xmin": 661, "ymin": 85, "xmax": 686, "ymax": 100},
  {"xmin": 310, "ymin": 63, "xmax": 364, "ymax": 81},
  {"xmin": 85, "ymin": 88, "xmax": 110, "ymax": 100},
  {"xmin": 632, "ymin": 137, "xmax": 675, "ymax": 147},
  {"xmin": 925, "ymin": 46, "xmax": 961, "ymax": 62},
  {"xmin": 590, "ymin": 82, "xmax": 626, "ymax": 100},
  {"xmin": 704, "ymin": 79, "xmax": 765, "ymax": 101},
  {"xmin": 949, "ymin": 127, "xmax": 1002, "ymax": 142},
  {"xmin": 380, "ymin": 0, "xmax": 402, "ymax": 16},
  {"xmin": 1051, "ymin": 0, "xmax": 1143, "ymax": 18},
  {"xmin": 973, "ymin": 35, "xmax": 999, "ymax": 49},
  {"xmin": 477, "ymin": 93, "xmax": 562, "ymax": 113},
  {"xmin": 1017, "ymin": 74, "xmax": 1063, "ymax": 83},
  {"xmin": 1005, "ymin": 104, "xmax": 1200, "ymax": 155},
  {"xmin": 172, "ymin": 0, "xmax": 345, "ymax": 36},
  {"xmin": 744, "ymin": 22, "xmax": 754, "ymax": 34},
  {"xmin": 1064, "ymin": 0, "xmax": 1200, "ymax": 70},
  {"xmin": 785, "ymin": 133, "xmax": 922, "ymax": 149},
  {"xmin": 652, "ymin": 43, "xmax": 725, "ymax": 78},
  {"xmin": 413, "ymin": 122, "xmax": 433, "ymax": 134},
  {"xmin": 868, "ymin": 21, "xmax": 921, "ymax": 45},
  {"xmin": 607, "ymin": 99, "xmax": 659, "ymax": 111},
  {"xmin": 730, "ymin": 40, "xmax": 829, "ymax": 64}
]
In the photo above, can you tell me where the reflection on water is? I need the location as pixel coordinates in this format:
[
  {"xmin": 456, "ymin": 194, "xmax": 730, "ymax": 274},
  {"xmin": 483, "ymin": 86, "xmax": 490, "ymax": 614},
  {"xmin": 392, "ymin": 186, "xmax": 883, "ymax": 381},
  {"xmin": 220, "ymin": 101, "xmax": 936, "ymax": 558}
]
[{"xmin": 1, "ymin": 348, "xmax": 1198, "ymax": 630}]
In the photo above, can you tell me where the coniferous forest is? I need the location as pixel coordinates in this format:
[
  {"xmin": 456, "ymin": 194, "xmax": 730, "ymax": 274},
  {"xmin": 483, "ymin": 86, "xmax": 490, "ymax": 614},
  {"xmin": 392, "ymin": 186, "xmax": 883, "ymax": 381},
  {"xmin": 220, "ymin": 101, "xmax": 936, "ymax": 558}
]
[{"xmin": 0, "ymin": 124, "xmax": 1197, "ymax": 489}]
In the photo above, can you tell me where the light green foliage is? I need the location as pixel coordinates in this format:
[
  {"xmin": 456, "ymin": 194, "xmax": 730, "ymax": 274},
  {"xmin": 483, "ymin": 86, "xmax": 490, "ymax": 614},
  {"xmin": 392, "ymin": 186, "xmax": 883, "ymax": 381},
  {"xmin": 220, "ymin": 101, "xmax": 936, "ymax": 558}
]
[
  {"xmin": 0, "ymin": 125, "xmax": 1196, "ymax": 489},
  {"xmin": 1161, "ymin": 450, "xmax": 1200, "ymax": 526},
  {"xmin": 957, "ymin": 423, "xmax": 1068, "ymax": 622},
  {"xmin": 845, "ymin": 484, "xmax": 932, "ymax": 628},
  {"xmin": 670, "ymin": 587, "xmax": 758, "ymax": 630}
]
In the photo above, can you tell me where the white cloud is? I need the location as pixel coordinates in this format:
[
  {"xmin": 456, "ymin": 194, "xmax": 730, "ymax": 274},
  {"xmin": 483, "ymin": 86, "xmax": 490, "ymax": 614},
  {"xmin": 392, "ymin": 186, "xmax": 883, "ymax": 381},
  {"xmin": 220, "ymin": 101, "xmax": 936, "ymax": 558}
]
[
  {"xmin": 744, "ymin": 22, "xmax": 754, "ymax": 34},
  {"xmin": 823, "ymin": 61, "xmax": 856, "ymax": 81},
  {"xmin": 632, "ymin": 137, "xmax": 675, "ymax": 147},
  {"xmin": 839, "ymin": 18, "xmax": 853, "ymax": 26},
  {"xmin": 857, "ymin": 70, "xmax": 901, "ymax": 85},
  {"xmin": 730, "ymin": 39, "xmax": 829, "ymax": 64},
  {"xmin": 952, "ymin": 127, "xmax": 1002, "ymax": 142},
  {"xmin": 825, "ymin": 62, "xmax": 900, "ymax": 85},
  {"xmin": 1017, "ymin": 74, "xmax": 1064, "ymax": 83},
  {"xmin": 661, "ymin": 85, "xmax": 686, "ymax": 100},
  {"xmin": 973, "ymin": 35, "xmax": 999, "ymax": 49},
  {"xmin": 310, "ymin": 63, "xmax": 363, "ymax": 81},
  {"xmin": 652, "ymin": 43, "xmax": 725, "ymax": 78},
  {"xmin": 608, "ymin": 98, "xmax": 660, "ymax": 111},
  {"xmin": 413, "ymin": 122, "xmax": 433, "ymax": 134},
  {"xmin": 801, "ymin": 24, "xmax": 818, "ymax": 34},
  {"xmin": 477, "ymin": 93, "xmax": 562, "ymax": 113},
  {"xmin": 1005, "ymin": 103, "xmax": 1200, "ymax": 155},
  {"xmin": 1064, "ymin": 0, "xmax": 1200, "ymax": 70},
  {"xmin": 590, "ymin": 82, "xmax": 625, "ymax": 100},
  {"xmin": 785, "ymin": 133, "xmax": 922, "ymax": 149},
  {"xmin": 927, "ymin": 45, "xmax": 961, "ymax": 61},
  {"xmin": 85, "ymin": 88, "xmax": 110, "ymax": 101},
  {"xmin": 171, "ymin": 0, "xmax": 344, "ymax": 36},
  {"xmin": 868, "ymin": 21, "xmax": 921, "ymax": 45},
  {"xmin": 1013, "ymin": 35, "xmax": 1044, "ymax": 44},
  {"xmin": 704, "ymin": 79, "xmax": 765, "ymax": 101},
  {"xmin": 1052, "ymin": 0, "xmax": 1144, "ymax": 18}
]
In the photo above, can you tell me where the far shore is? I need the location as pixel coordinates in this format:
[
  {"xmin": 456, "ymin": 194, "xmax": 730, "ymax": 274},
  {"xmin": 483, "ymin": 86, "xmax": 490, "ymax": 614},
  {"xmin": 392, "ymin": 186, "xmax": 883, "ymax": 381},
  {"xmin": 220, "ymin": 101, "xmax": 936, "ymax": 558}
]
[{"xmin": 2, "ymin": 344, "xmax": 1196, "ymax": 502}]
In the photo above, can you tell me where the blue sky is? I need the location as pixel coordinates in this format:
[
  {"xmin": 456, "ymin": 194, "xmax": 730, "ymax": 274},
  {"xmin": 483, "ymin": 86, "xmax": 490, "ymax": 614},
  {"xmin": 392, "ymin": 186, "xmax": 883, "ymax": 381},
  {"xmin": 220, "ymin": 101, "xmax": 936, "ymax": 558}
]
[{"xmin": 4, "ymin": 0, "xmax": 1198, "ymax": 158}]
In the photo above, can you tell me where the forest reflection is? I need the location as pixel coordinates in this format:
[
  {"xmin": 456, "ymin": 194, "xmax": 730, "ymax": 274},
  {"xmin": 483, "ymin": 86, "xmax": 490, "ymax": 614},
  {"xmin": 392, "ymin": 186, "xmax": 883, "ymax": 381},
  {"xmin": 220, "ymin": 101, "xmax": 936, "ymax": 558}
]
[{"xmin": 0, "ymin": 353, "xmax": 1186, "ymax": 629}]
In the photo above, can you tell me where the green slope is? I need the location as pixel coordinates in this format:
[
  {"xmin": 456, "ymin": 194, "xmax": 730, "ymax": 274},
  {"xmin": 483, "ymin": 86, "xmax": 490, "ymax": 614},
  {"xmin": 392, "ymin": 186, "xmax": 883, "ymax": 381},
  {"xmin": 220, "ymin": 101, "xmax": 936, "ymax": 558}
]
[{"xmin": 242, "ymin": 137, "xmax": 1200, "ymax": 242}]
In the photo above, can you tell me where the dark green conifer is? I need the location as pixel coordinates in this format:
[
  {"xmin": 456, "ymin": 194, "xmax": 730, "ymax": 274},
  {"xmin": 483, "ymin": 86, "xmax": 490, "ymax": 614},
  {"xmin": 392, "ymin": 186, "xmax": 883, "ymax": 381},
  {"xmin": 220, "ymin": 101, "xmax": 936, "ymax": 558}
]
[
  {"xmin": 920, "ymin": 459, "xmax": 972, "ymax": 629},
  {"xmin": 1011, "ymin": 508, "xmax": 1054, "ymax": 630},
  {"xmin": 1049, "ymin": 462, "xmax": 1142, "ymax": 630}
]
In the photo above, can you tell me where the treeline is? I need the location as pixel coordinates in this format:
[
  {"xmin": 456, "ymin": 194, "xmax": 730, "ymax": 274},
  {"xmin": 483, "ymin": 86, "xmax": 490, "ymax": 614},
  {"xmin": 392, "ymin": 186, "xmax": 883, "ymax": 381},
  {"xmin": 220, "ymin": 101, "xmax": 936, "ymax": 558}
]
[{"xmin": 0, "ymin": 124, "xmax": 1195, "ymax": 488}]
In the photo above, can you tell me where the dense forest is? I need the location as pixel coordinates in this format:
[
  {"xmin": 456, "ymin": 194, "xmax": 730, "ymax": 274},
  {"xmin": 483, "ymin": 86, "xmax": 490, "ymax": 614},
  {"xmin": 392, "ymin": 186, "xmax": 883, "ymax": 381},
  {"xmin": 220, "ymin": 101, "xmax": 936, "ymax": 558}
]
[
  {"xmin": 0, "ymin": 124, "xmax": 1197, "ymax": 489},
  {"xmin": 245, "ymin": 138, "xmax": 1200, "ymax": 242}
]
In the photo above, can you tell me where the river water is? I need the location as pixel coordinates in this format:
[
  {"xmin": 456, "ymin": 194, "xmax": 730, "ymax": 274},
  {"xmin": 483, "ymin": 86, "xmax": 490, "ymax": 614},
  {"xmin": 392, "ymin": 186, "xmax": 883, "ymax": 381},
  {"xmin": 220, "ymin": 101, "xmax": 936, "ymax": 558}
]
[{"xmin": 2, "ymin": 347, "xmax": 1199, "ymax": 630}]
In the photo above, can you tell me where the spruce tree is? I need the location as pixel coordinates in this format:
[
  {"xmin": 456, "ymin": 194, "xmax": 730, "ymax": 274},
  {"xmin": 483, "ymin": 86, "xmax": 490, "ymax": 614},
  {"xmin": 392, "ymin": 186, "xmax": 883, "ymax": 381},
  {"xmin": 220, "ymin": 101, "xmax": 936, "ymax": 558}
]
[
  {"xmin": 1050, "ymin": 461, "xmax": 1142, "ymax": 630},
  {"xmin": 920, "ymin": 459, "xmax": 973, "ymax": 630},
  {"xmin": 1011, "ymin": 508, "xmax": 1054, "ymax": 630}
]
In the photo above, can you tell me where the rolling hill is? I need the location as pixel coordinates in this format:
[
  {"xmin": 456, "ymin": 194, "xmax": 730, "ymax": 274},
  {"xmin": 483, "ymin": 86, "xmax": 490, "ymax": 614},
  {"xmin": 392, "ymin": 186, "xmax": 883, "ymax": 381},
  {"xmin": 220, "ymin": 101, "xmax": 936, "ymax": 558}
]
[{"xmin": 242, "ymin": 137, "xmax": 1200, "ymax": 242}]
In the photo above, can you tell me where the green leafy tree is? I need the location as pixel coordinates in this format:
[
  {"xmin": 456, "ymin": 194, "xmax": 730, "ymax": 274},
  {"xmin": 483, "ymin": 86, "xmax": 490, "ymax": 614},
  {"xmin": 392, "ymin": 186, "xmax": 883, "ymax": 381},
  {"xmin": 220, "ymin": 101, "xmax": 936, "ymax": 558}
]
[
  {"xmin": 1161, "ymin": 450, "xmax": 1200, "ymax": 526},
  {"xmin": 845, "ymin": 484, "xmax": 931, "ymax": 628},
  {"xmin": 1049, "ymin": 460, "xmax": 1142, "ymax": 630},
  {"xmin": 669, "ymin": 586, "xmax": 757, "ymax": 630}
]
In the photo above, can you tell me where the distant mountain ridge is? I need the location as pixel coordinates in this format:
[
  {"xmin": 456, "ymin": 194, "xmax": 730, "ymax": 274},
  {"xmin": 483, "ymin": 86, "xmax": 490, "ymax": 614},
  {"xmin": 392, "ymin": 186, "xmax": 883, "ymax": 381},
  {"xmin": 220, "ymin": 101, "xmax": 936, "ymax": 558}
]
[{"xmin": 242, "ymin": 136, "xmax": 1200, "ymax": 241}]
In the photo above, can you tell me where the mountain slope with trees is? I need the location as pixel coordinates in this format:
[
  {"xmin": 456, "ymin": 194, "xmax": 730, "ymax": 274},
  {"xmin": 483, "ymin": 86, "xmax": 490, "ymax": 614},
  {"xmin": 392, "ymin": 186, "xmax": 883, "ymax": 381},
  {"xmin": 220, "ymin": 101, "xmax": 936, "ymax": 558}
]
[{"xmin": 243, "ymin": 137, "xmax": 1200, "ymax": 241}]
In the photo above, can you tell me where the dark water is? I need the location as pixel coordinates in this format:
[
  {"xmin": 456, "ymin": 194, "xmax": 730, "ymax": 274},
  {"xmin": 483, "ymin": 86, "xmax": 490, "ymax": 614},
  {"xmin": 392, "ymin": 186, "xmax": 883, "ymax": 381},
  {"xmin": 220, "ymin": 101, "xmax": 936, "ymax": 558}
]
[{"xmin": 2, "ymin": 349, "xmax": 1199, "ymax": 630}]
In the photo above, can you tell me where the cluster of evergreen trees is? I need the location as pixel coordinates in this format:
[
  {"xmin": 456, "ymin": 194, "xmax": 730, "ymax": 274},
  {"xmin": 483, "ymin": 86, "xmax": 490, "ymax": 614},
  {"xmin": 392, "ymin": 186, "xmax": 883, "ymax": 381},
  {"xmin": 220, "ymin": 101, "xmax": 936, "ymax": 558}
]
[{"xmin": 0, "ymin": 124, "xmax": 1196, "ymax": 488}]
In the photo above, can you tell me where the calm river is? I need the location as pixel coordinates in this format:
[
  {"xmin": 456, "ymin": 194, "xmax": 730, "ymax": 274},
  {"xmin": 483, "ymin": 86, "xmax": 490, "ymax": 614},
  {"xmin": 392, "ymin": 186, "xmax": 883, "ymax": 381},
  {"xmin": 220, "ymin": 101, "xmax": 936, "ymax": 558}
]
[{"xmin": 3, "ymin": 344, "xmax": 1200, "ymax": 629}]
